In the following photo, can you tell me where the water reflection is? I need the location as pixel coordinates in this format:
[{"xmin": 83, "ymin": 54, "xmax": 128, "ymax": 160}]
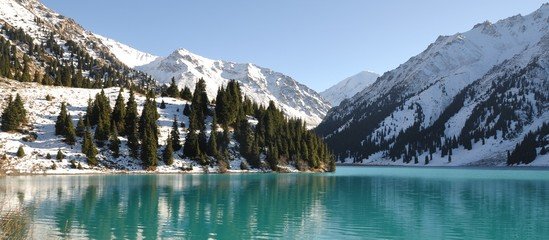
[{"xmin": 0, "ymin": 168, "xmax": 548, "ymax": 239}]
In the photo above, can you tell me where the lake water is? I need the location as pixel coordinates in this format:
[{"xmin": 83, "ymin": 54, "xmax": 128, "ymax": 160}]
[{"xmin": 0, "ymin": 166, "xmax": 548, "ymax": 239}]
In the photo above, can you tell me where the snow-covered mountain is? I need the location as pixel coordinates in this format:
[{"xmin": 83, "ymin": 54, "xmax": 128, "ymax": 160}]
[
  {"xmin": 316, "ymin": 4, "xmax": 549, "ymax": 166},
  {"xmin": 136, "ymin": 49, "xmax": 331, "ymax": 126},
  {"xmin": 0, "ymin": 0, "xmax": 123, "ymax": 67},
  {"xmin": 320, "ymin": 71, "xmax": 379, "ymax": 106},
  {"xmin": 0, "ymin": 0, "xmax": 329, "ymax": 126},
  {"xmin": 94, "ymin": 34, "xmax": 159, "ymax": 68}
]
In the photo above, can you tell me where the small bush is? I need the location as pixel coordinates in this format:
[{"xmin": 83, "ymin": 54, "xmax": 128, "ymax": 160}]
[
  {"xmin": 218, "ymin": 160, "xmax": 228, "ymax": 174},
  {"xmin": 16, "ymin": 146, "xmax": 25, "ymax": 158},
  {"xmin": 45, "ymin": 95, "xmax": 53, "ymax": 101},
  {"xmin": 240, "ymin": 160, "xmax": 250, "ymax": 170},
  {"xmin": 70, "ymin": 160, "xmax": 77, "ymax": 169},
  {"xmin": 56, "ymin": 150, "xmax": 64, "ymax": 161},
  {"xmin": 51, "ymin": 162, "xmax": 57, "ymax": 170},
  {"xmin": 46, "ymin": 153, "xmax": 52, "ymax": 159},
  {"xmin": 77, "ymin": 163, "xmax": 83, "ymax": 170}
]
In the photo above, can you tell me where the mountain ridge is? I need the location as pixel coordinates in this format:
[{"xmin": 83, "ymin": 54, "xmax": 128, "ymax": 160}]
[
  {"xmin": 135, "ymin": 48, "xmax": 331, "ymax": 126},
  {"xmin": 320, "ymin": 71, "xmax": 379, "ymax": 106},
  {"xmin": 316, "ymin": 4, "xmax": 549, "ymax": 166}
]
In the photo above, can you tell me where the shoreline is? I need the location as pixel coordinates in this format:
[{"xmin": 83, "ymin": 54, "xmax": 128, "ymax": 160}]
[{"xmin": 336, "ymin": 163, "xmax": 549, "ymax": 170}]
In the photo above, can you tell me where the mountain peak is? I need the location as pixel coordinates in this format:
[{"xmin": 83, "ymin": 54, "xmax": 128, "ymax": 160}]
[
  {"xmin": 320, "ymin": 70, "xmax": 379, "ymax": 106},
  {"xmin": 137, "ymin": 49, "xmax": 330, "ymax": 126}
]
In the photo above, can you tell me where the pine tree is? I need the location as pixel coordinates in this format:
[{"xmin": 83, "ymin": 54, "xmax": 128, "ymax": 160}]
[
  {"xmin": 139, "ymin": 94, "xmax": 159, "ymax": 167},
  {"xmin": 125, "ymin": 89, "xmax": 140, "ymax": 157},
  {"xmin": 163, "ymin": 134, "xmax": 174, "ymax": 165},
  {"xmin": 111, "ymin": 89, "xmax": 126, "ymax": 134},
  {"xmin": 82, "ymin": 128, "xmax": 98, "ymax": 166},
  {"xmin": 424, "ymin": 155, "xmax": 430, "ymax": 165},
  {"xmin": 64, "ymin": 114, "xmax": 77, "ymax": 145},
  {"xmin": 0, "ymin": 96, "xmax": 15, "ymax": 131},
  {"xmin": 94, "ymin": 114, "xmax": 109, "ymax": 145},
  {"xmin": 109, "ymin": 125, "xmax": 121, "ymax": 158},
  {"xmin": 183, "ymin": 103, "xmax": 191, "ymax": 116},
  {"xmin": 183, "ymin": 129, "xmax": 200, "ymax": 158},
  {"xmin": 180, "ymin": 86, "xmax": 193, "ymax": 101},
  {"xmin": 76, "ymin": 115, "xmax": 85, "ymax": 137},
  {"xmin": 208, "ymin": 128, "xmax": 218, "ymax": 157},
  {"xmin": 190, "ymin": 78, "xmax": 209, "ymax": 131},
  {"xmin": 1, "ymin": 94, "xmax": 27, "ymax": 132},
  {"xmin": 140, "ymin": 126, "xmax": 158, "ymax": 168},
  {"xmin": 127, "ymin": 126, "xmax": 140, "ymax": 158},
  {"xmin": 89, "ymin": 90, "xmax": 111, "ymax": 127},
  {"xmin": 170, "ymin": 116, "xmax": 182, "ymax": 151},
  {"xmin": 159, "ymin": 100, "xmax": 166, "ymax": 109},
  {"xmin": 55, "ymin": 102, "xmax": 68, "ymax": 136},
  {"xmin": 199, "ymin": 152, "xmax": 208, "ymax": 166},
  {"xmin": 166, "ymin": 77, "xmax": 179, "ymax": 98}
]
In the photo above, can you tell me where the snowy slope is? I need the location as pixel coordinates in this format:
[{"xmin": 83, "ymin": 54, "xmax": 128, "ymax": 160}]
[
  {"xmin": 137, "ymin": 49, "xmax": 331, "ymax": 126},
  {"xmin": 95, "ymin": 34, "xmax": 159, "ymax": 68},
  {"xmin": 320, "ymin": 71, "xmax": 379, "ymax": 106},
  {"xmin": 0, "ymin": 78, "xmax": 267, "ymax": 174},
  {"xmin": 316, "ymin": 4, "xmax": 549, "ymax": 166},
  {"xmin": 0, "ymin": 0, "xmax": 155, "ymax": 71}
]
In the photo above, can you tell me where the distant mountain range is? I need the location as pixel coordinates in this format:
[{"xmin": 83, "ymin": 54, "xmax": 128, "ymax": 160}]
[
  {"xmin": 133, "ymin": 49, "xmax": 330, "ymax": 126},
  {"xmin": 320, "ymin": 71, "xmax": 379, "ymax": 106},
  {"xmin": 316, "ymin": 3, "xmax": 549, "ymax": 166}
]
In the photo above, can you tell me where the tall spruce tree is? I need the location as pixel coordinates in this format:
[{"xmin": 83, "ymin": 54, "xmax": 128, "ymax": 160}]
[
  {"xmin": 190, "ymin": 78, "xmax": 209, "ymax": 131},
  {"xmin": 183, "ymin": 129, "xmax": 200, "ymax": 159},
  {"xmin": 94, "ymin": 114, "xmax": 109, "ymax": 145},
  {"xmin": 171, "ymin": 116, "xmax": 182, "ymax": 151},
  {"xmin": 111, "ymin": 88, "xmax": 126, "ymax": 134},
  {"xmin": 208, "ymin": 128, "xmax": 219, "ymax": 157},
  {"xmin": 76, "ymin": 115, "xmax": 85, "ymax": 137},
  {"xmin": 82, "ymin": 127, "xmax": 98, "ymax": 166},
  {"xmin": 1, "ymin": 94, "xmax": 27, "ymax": 132},
  {"xmin": 180, "ymin": 86, "xmax": 193, "ymax": 101},
  {"xmin": 64, "ymin": 114, "xmax": 77, "ymax": 145},
  {"xmin": 125, "ymin": 89, "xmax": 140, "ymax": 158},
  {"xmin": 109, "ymin": 125, "xmax": 121, "ymax": 158},
  {"xmin": 55, "ymin": 102, "xmax": 68, "ymax": 136},
  {"xmin": 163, "ymin": 134, "xmax": 174, "ymax": 165},
  {"xmin": 166, "ymin": 77, "xmax": 179, "ymax": 98},
  {"xmin": 139, "ymin": 93, "xmax": 159, "ymax": 167}
]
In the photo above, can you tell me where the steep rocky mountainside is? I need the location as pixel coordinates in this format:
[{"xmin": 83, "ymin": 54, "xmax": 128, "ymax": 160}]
[{"xmin": 316, "ymin": 4, "xmax": 549, "ymax": 166}]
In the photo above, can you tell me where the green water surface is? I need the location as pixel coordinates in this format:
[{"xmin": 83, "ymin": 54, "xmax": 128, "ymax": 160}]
[{"xmin": 0, "ymin": 166, "xmax": 548, "ymax": 239}]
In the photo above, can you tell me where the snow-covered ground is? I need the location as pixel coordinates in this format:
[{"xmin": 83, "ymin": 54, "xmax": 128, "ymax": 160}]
[{"xmin": 0, "ymin": 78, "xmax": 276, "ymax": 175}]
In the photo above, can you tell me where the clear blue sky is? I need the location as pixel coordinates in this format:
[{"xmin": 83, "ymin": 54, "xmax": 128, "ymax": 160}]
[{"xmin": 42, "ymin": 0, "xmax": 546, "ymax": 92}]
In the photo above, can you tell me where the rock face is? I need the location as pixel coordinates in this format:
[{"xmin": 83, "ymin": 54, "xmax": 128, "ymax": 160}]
[
  {"xmin": 136, "ymin": 49, "xmax": 331, "ymax": 126},
  {"xmin": 316, "ymin": 4, "xmax": 549, "ymax": 166},
  {"xmin": 320, "ymin": 71, "xmax": 379, "ymax": 106}
]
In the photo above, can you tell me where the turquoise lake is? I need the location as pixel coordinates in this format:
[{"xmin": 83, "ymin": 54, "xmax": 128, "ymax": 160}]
[{"xmin": 0, "ymin": 166, "xmax": 548, "ymax": 239}]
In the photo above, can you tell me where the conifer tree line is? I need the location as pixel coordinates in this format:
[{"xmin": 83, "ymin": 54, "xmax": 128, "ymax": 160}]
[
  {"xmin": 46, "ymin": 77, "xmax": 336, "ymax": 171},
  {"xmin": 161, "ymin": 77, "xmax": 193, "ymax": 101},
  {"xmin": 507, "ymin": 122, "xmax": 548, "ymax": 165},
  {"xmin": 0, "ymin": 25, "xmax": 155, "ymax": 92}
]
